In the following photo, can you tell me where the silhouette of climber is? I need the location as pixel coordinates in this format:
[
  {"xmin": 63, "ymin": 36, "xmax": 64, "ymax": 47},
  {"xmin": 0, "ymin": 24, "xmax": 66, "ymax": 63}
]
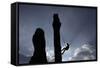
[
  {"xmin": 29, "ymin": 28, "xmax": 47, "ymax": 64},
  {"xmin": 61, "ymin": 43, "xmax": 70, "ymax": 55},
  {"xmin": 52, "ymin": 14, "xmax": 62, "ymax": 62}
]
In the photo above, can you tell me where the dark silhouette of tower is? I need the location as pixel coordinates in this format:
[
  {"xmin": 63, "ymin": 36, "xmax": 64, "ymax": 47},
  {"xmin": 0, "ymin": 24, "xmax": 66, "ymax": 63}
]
[
  {"xmin": 52, "ymin": 14, "xmax": 62, "ymax": 62},
  {"xmin": 29, "ymin": 28, "xmax": 47, "ymax": 64}
]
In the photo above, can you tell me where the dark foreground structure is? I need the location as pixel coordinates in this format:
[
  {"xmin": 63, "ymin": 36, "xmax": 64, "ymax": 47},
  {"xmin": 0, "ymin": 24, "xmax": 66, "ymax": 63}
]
[
  {"xmin": 30, "ymin": 14, "xmax": 62, "ymax": 64},
  {"xmin": 52, "ymin": 14, "xmax": 62, "ymax": 62},
  {"xmin": 29, "ymin": 28, "xmax": 47, "ymax": 64}
]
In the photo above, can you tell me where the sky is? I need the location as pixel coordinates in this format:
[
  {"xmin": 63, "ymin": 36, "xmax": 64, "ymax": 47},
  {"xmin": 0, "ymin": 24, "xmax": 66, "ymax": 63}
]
[{"xmin": 19, "ymin": 4, "xmax": 97, "ymax": 64}]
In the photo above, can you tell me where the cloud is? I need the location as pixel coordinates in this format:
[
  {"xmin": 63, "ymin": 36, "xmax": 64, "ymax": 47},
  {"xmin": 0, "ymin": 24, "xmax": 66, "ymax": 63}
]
[
  {"xmin": 69, "ymin": 44, "xmax": 96, "ymax": 61},
  {"xmin": 19, "ymin": 53, "xmax": 31, "ymax": 64},
  {"xmin": 46, "ymin": 50, "xmax": 55, "ymax": 62}
]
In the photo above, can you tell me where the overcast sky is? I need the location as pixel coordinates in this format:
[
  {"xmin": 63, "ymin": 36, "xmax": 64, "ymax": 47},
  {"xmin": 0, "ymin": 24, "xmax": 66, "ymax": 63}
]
[{"xmin": 19, "ymin": 4, "xmax": 97, "ymax": 64}]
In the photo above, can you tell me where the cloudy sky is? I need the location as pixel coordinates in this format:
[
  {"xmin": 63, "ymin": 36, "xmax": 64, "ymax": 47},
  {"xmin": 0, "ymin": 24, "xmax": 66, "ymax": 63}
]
[{"xmin": 19, "ymin": 4, "xmax": 97, "ymax": 64}]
